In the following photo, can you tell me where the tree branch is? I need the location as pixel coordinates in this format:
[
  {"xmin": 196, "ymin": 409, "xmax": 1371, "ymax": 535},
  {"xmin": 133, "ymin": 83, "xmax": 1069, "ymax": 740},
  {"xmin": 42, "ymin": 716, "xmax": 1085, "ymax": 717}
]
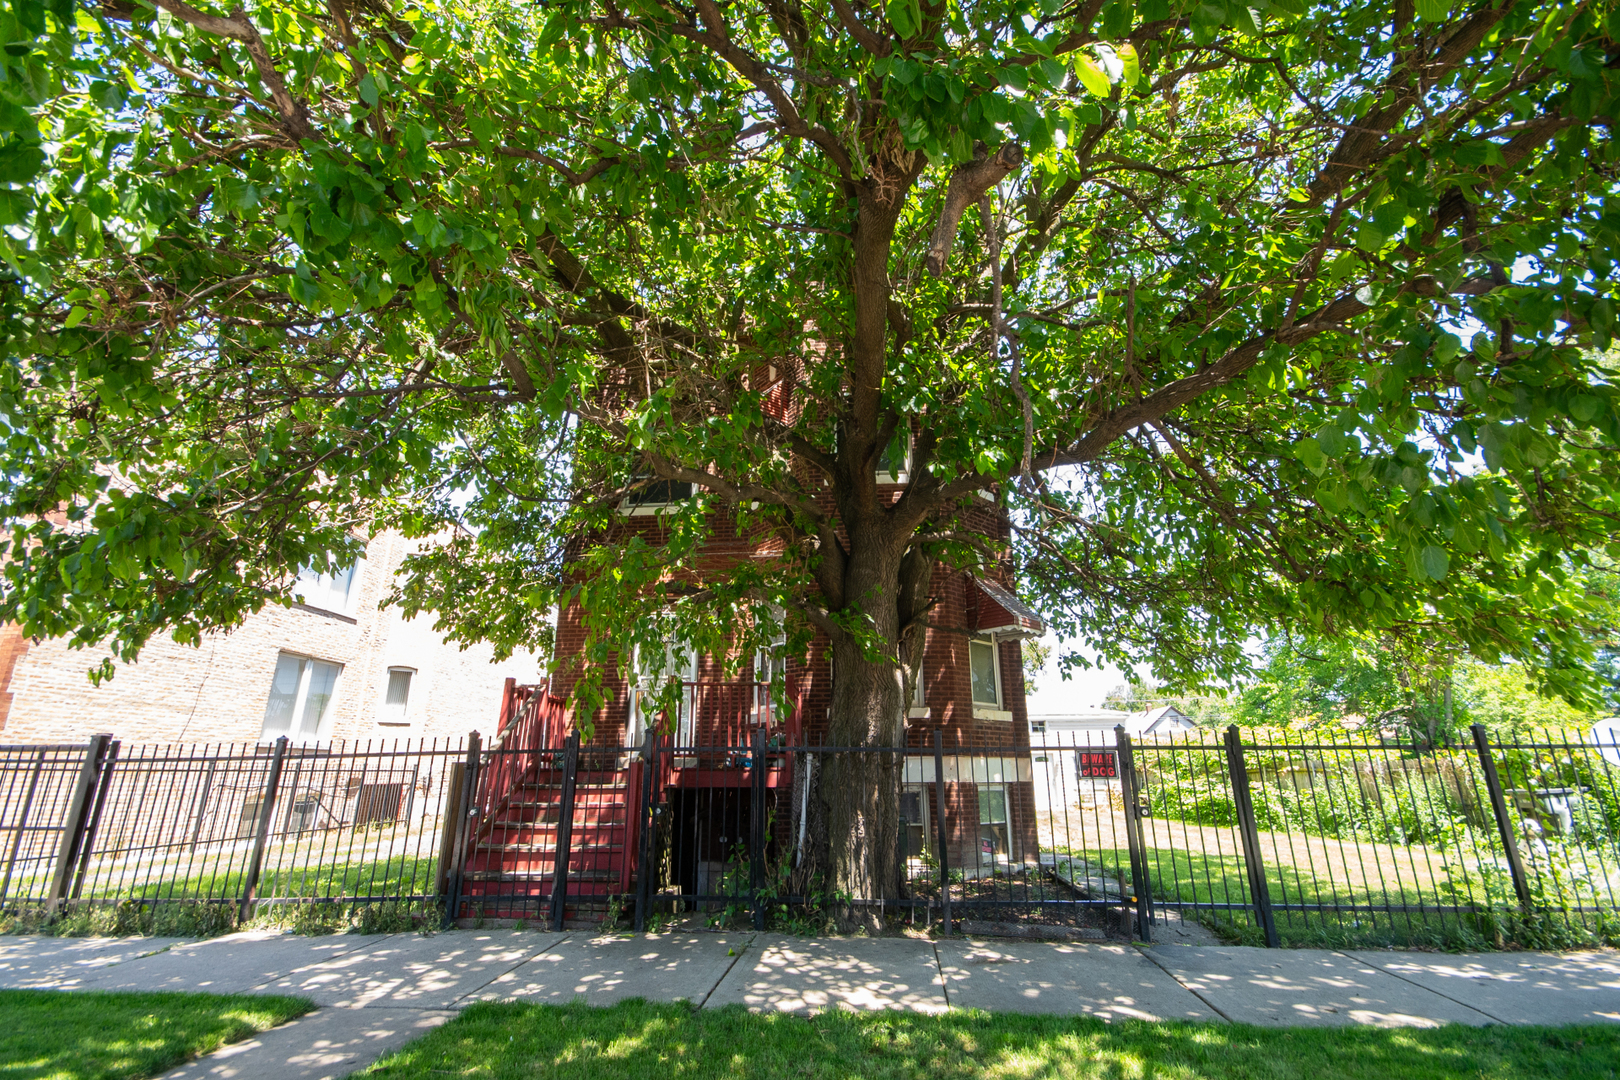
[
  {"xmin": 925, "ymin": 142, "xmax": 1024, "ymax": 277},
  {"xmin": 150, "ymin": 0, "xmax": 319, "ymax": 143}
]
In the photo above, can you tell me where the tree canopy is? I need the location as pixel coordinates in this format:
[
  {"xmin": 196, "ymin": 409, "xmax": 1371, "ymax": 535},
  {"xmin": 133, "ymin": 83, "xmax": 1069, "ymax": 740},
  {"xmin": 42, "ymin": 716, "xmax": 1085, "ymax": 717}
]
[{"xmin": 4, "ymin": 0, "xmax": 1620, "ymax": 710}]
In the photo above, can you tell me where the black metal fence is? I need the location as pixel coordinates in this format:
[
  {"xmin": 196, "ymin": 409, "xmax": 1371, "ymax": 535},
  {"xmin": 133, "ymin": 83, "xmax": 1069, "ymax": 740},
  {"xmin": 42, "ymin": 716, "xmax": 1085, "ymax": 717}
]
[
  {"xmin": 0, "ymin": 735, "xmax": 466, "ymax": 925},
  {"xmin": 4, "ymin": 724, "xmax": 1618, "ymax": 949}
]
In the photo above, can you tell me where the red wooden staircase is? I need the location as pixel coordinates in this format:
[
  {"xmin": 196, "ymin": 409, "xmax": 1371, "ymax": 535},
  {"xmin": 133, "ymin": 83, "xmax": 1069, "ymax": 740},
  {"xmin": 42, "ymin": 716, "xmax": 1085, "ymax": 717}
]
[
  {"xmin": 449, "ymin": 677, "xmax": 802, "ymax": 925},
  {"xmin": 451, "ymin": 681, "xmax": 643, "ymax": 922}
]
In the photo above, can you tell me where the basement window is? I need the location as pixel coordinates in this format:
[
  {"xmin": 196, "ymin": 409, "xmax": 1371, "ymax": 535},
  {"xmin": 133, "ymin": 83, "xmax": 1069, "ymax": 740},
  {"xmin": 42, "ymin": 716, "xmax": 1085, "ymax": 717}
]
[{"xmin": 900, "ymin": 786, "xmax": 931, "ymax": 862}]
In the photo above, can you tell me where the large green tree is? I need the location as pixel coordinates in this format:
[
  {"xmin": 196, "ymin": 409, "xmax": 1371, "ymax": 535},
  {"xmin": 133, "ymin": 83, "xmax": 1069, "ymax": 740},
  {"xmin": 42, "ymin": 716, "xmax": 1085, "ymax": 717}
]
[{"xmin": 4, "ymin": 0, "xmax": 1620, "ymax": 902}]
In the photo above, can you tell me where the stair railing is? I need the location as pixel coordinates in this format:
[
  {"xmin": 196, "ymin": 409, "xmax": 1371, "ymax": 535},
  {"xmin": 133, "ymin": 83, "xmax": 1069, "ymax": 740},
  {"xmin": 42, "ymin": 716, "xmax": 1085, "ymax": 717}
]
[{"xmin": 470, "ymin": 680, "xmax": 569, "ymax": 848}]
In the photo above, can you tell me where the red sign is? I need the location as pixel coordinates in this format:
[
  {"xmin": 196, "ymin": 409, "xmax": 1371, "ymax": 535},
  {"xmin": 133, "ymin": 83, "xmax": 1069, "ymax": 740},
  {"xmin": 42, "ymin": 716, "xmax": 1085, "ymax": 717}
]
[{"xmin": 1078, "ymin": 751, "xmax": 1118, "ymax": 779}]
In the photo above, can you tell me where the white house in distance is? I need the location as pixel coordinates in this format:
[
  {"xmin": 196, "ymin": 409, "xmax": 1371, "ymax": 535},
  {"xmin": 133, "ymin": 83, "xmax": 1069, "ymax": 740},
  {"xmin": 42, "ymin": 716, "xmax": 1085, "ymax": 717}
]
[{"xmin": 1028, "ymin": 706, "xmax": 1197, "ymax": 813}]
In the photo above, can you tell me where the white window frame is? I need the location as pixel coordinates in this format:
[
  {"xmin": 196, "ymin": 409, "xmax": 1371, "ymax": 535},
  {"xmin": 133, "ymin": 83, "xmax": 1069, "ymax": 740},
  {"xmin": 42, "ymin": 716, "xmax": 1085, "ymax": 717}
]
[
  {"xmin": 969, "ymin": 636, "xmax": 1003, "ymax": 708},
  {"xmin": 976, "ymin": 783, "xmax": 1012, "ymax": 864},
  {"xmin": 900, "ymin": 784, "xmax": 931, "ymax": 863},
  {"xmin": 907, "ymin": 654, "xmax": 928, "ymax": 718},
  {"xmin": 619, "ymin": 475, "xmax": 696, "ymax": 516},
  {"xmin": 293, "ymin": 551, "xmax": 367, "ymax": 618},
  {"xmin": 875, "ymin": 431, "xmax": 912, "ymax": 484},
  {"xmin": 631, "ymin": 634, "xmax": 700, "ymax": 745},
  {"xmin": 379, "ymin": 666, "xmax": 416, "ymax": 727},
  {"xmin": 261, "ymin": 652, "xmax": 343, "ymax": 743}
]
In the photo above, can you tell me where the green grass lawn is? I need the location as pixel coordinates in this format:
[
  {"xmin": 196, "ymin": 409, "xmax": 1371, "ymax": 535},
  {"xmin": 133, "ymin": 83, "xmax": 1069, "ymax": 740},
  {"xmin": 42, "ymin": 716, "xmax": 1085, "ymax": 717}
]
[
  {"xmin": 1052, "ymin": 845, "xmax": 1504, "ymax": 950},
  {"xmin": 360, "ymin": 999, "xmax": 1620, "ymax": 1080},
  {"xmin": 0, "ymin": 989, "xmax": 314, "ymax": 1080}
]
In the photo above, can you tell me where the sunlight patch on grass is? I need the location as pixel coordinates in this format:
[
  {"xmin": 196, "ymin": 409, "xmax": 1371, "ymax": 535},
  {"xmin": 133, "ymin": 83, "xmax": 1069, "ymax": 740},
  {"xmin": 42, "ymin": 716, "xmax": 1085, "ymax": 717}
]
[
  {"xmin": 0, "ymin": 989, "xmax": 313, "ymax": 1080},
  {"xmin": 358, "ymin": 999, "xmax": 1620, "ymax": 1080}
]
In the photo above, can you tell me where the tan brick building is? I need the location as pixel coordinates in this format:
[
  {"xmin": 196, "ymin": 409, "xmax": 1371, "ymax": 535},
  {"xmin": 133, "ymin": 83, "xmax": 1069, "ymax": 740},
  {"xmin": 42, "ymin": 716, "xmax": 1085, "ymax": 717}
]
[{"xmin": 0, "ymin": 530, "xmax": 542, "ymax": 747}]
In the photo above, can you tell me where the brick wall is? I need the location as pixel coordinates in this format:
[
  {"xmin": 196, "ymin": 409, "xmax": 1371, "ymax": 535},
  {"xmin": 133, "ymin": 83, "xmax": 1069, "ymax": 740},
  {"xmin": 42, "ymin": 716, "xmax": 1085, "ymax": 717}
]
[{"xmin": 0, "ymin": 530, "xmax": 544, "ymax": 747}]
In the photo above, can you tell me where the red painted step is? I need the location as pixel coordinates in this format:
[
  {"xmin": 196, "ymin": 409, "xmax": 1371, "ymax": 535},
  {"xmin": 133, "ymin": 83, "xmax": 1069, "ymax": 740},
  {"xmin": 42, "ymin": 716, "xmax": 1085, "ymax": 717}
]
[{"xmin": 459, "ymin": 763, "xmax": 635, "ymax": 918}]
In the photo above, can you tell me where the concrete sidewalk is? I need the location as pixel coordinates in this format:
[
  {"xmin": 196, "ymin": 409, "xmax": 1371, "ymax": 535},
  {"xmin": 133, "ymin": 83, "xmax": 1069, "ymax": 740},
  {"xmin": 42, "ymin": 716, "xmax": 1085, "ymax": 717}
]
[{"xmin": 3, "ymin": 930, "xmax": 1617, "ymax": 1078}]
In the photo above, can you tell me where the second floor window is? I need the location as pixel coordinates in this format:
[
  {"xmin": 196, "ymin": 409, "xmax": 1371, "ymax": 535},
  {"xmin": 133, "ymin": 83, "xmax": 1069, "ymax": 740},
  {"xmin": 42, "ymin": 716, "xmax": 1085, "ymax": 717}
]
[
  {"xmin": 970, "ymin": 636, "xmax": 1001, "ymax": 708},
  {"xmin": 622, "ymin": 476, "xmax": 694, "ymax": 515},
  {"xmin": 294, "ymin": 553, "xmax": 365, "ymax": 617}
]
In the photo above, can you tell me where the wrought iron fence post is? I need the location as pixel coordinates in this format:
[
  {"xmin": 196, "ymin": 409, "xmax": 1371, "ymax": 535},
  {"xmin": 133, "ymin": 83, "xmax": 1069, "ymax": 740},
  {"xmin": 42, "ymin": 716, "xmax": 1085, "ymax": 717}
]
[
  {"xmin": 750, "ymin": 725, "xmax": 767, "ymax": 931},
  {"xmin": 71, "ymin": 740, "xmax": 121, "ymax": 900},
  {"xmin": 549, "ymin": 732, "xmax": 581, "ymax": 932},
  {"xmin": 1471, "ymin": 723, "xmax": 1534, "ymax": 914},
  {"xmin": 932, "ymin": 729, "xmax": 952, "ymax": 935},
  {"xmin": 45, "ymin": 734, "xmax": 114, "ymax": 915},
  {"xmin": 635, "ymin": 728, "xmax": 658, "ymax": 932},
  {"xmin": 238, "ymin": 736, "xmax": 289, "ymax": 925},
  {"xmin": 1224, "ymin": 726, "xmax": 1279, "ymax": 948},
  {"xmin": 443, "ymin": 732, "xmax": 483, "ymax": 928},
  {"xmin": 1115, "ymin": 727, "xmax": 1154, "ymax": 943}
]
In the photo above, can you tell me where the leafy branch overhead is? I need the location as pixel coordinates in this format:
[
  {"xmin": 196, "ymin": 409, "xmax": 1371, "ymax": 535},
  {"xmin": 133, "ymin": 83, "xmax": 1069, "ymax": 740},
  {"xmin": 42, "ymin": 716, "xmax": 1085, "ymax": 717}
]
[{"xmin": 0, "ymin": 0, "xmax": 1617, "ymax": 706}]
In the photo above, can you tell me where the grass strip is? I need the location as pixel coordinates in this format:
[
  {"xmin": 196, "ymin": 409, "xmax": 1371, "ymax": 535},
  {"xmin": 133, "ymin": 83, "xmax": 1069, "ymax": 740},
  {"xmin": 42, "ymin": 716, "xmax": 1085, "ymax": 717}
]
[
  {"xmin": 360, "ymin": 998, "xmax": 1620, "ymax": 1080},
  {"xmin": 0, "ymin": 989, "xmax": 314, "ymax": 1080}
]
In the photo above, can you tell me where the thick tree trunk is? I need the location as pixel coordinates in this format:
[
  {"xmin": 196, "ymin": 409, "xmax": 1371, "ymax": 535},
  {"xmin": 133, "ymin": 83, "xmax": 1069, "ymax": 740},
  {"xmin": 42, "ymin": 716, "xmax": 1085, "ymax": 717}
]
[
  {"xmin": 818, "ymin": 632, "xmax": 906, "ymax": 912},
  {"xmin": 800, "ymin": 526, "xmax": 929, "ymax": 924}
]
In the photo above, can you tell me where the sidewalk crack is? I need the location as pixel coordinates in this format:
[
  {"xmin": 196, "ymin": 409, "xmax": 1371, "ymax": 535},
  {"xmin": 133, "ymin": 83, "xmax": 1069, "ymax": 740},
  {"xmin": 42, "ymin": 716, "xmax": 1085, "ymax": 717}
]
[
  {"xmin": 698, "ymin": 934, "xmax": 755, "ymax": 1009},
  {"xmin": 1340, "ymin": 951, "xmax": 1507, "ymax": 1025},
  {"xmin": 1135, "ymin": 946, "xmax": 1233, "ymax": 1023},
  {"xmin": 449, "ymin": 932, "xmax": 573, "ymax": 1008},
  {"xmin": 932, "ymin": 939, "xmax": 951, "ymax": 1010}
]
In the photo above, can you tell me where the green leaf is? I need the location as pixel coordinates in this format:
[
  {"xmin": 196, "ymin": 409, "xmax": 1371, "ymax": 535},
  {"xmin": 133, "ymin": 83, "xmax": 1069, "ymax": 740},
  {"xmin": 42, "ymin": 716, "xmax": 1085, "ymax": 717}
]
[
  {"xmin": 886, "ymin": 0, "xmax": 919, "ymax": 38},
  {"xmin": 1229, "ymin": 3, "xmax": 1261, "ymax": 35},
  {"xmin": 359, "ymin": 73, "xmax": 379, "ymax": 107},
  {"xmin": 1432, "ymin": 332, "xmax": 1460, "ymax": 364},
  {"xmin": 1414, "ymin": 0, "xmax": 1451, "ymax": 20},
  {"xmin": 1073, "ymin": 52, "xmax": 1112, "ymax": 98},
  {"xmin": 1419, "ymin": 545, "xmax": 1450, "ymax": 581},
  {"xmin": 1294, "ymin": 436, "xmax": 1326, "ymax": 474},
  {"xmin": 1569, "ymin": 394, "xmax": 1601, "ymax": 423},
  {"xmin": 1115, "ymin": 43, "xmax": 1140, "ymax": 89},
  {"xmin": 0, "ymin": 142, "xmax": 45, "ymax": 185},
  {"xmin": 64, "ymin": 306, "xmax": 88, "ymax": 329}
]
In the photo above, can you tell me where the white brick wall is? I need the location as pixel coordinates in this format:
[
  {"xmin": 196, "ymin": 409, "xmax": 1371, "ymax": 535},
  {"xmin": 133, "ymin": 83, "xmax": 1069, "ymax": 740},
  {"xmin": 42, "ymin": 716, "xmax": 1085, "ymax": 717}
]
[{"xmin": 0, "ymin": 531, "xmax": 543, "ymax": 747}]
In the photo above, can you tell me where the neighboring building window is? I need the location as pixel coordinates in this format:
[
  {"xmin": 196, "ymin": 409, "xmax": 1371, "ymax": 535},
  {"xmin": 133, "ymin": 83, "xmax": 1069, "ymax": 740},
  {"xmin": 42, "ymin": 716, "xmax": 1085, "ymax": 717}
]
[
  {"xmin": 1030, "ymin": 720, "xmax": 1046, "ymax": 735},
  {"xmin": 969, "ymin": 636, "xmax": 1001, "ymax": 707},
  {"xmin": 900, "ymin": 786, "xmax": 930, "ymax": 861},
  {"xmin": 294, "ymin": 554, "xmax": 365, "ymax": 617},
  {"xmin": 381, "ymin": 667, "xmax": 414, "ymax": 726},
  {"xmin": 261, "ymin": 653, "xmax": 342, "ymax": 741},
  {"xmin": 911, "ymin": 656, "xmax": 926, "ymax": 707},
  {"xmin": 621, "ymin": 476, "xmax": 695, "ymax": 515},
  {"xmin": 875, "ymin": 431, "xmax": 911, "ymax": 483},
  {"xmin": 977, "ymin": 785, "xmax": 1010, "ymax": 860}
]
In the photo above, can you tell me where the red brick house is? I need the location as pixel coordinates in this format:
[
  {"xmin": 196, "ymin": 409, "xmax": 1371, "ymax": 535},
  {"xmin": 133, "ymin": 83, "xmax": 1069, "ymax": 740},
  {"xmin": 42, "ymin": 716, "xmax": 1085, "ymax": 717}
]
[{"xmin": 458, "ymin": 364, "xmax": 1048, "ymax": 915}]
